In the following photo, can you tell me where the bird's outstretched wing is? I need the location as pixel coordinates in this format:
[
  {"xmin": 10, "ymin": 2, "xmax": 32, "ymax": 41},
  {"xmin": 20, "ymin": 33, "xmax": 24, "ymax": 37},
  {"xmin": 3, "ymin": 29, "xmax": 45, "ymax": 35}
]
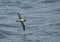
[
  {"xmin": 17, "ymin": 13, "xmax": 22, "ymax": 19},
  {"xmin": 21, "ymin": 22, "xmax": 25, "ymax": 31}
]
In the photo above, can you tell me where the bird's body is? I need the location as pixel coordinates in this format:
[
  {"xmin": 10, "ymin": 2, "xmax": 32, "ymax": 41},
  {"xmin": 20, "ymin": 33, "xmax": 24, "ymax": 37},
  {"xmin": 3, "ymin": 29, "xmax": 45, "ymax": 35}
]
[
  {"xmin": 16, "ymin": 13, "xmax": 26, "ymax": 31},
  {"xmin": 16, "ymin": 19, "xmax": 25, "ymax": 22}
]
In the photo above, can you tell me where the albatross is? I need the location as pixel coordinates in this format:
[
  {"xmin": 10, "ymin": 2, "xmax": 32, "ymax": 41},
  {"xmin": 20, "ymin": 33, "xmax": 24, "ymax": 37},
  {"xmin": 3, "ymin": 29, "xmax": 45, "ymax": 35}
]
[{"xmin": 16, "ymin": 13, "xmax": 26, "ymax": 31}]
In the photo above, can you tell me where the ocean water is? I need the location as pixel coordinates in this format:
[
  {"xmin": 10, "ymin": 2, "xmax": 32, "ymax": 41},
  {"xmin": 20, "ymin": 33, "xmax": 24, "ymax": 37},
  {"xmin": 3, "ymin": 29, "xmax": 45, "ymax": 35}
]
[{"xmin": 0, "ymin": 0, "xmax": 60, "ymax": 42}]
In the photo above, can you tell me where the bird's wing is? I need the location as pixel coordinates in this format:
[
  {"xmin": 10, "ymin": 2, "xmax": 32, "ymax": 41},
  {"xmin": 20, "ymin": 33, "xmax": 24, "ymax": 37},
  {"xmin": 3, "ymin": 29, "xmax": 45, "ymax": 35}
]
[
  {"xmin": 21, "ymin": 22, "xmax": 25, "ymax": 31},
  {"xmin": 17, "ymin": 13, "xmax": 22, "ymax": 19}
]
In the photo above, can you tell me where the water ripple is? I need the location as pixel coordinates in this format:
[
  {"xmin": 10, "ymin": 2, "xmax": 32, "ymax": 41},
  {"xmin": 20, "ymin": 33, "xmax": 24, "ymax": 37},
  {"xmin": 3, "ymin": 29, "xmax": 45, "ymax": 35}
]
[
  {"xmin": 21, "ymin": 5, "xmax": 33, "ymax": 9},
  {"xmin": 0, "ymin": 16, "xmax": 7, "ymax": 20},
  {"xmin": 0, "ymin": 24, "xmax": 19, "ymax": 28},
  {"xmin": 0, "ymin": 2, "xmax": 21, "ymax": 3},
  {"xmin": 55, "ymin": 8, "xmax": 60, "ymax": 12},
  {"xmin": 49, "ymin": 22, "xmax": 60, "ymax": 26},
  {"xmin": 0, "ymin": 29, "xmax": 17, "ymax": 35},
  {"xmin": 0, "ymin": 32, "xmax": 6, "ymax": 39},
  {"xmin": 42, "ymin": 1, "xmax": 55, "ymax": 3},
  {"xmin": 41, "ymin": 0, "xmax": 59, "ymax": 3}
]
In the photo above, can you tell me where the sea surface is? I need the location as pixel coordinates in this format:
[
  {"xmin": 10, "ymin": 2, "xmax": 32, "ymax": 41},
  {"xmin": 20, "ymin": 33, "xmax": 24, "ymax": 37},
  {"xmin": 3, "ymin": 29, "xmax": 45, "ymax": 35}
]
[{"xmin": 0, "ymin": 0, "xmax": 60, "ymax": 42}]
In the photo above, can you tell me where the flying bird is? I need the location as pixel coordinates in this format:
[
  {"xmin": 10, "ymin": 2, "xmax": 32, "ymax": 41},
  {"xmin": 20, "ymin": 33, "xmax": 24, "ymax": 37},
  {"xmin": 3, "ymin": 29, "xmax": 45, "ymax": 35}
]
[{"xmin": 16, "ymin": 13, "xmax": 26, "ymax": 31}]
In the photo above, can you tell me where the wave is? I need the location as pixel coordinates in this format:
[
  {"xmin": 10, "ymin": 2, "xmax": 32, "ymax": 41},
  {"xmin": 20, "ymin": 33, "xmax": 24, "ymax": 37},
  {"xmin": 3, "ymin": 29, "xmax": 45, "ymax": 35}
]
[
  {"xmin": 0, "ymin": 32, "xmax": 6, "ymax": 39},
  {"xmin": 54, "ymin": 8, "xmax": 60, "ymax": 12},
  {"xmin": 44, "ymin": 31, "xmax": 60, "ymax": 36},
  {"xmin": 0, "ymin": 2, "xmax": 21, "ymax": 4},
  {"xmin": 0, "ymin": 24, "xmax": 19, "ymax": 28},
  {"xmin": 0, "ymin": 29, "xmax": 18, "ymax": 35},
  {"xmin": 21, "ymin": 5, "xmax": 33, "ymax": 9},
  {"xmin": 42, "ymin": 0, "xmax": 60, "ymax": 3},
  {"xmin": 0, "ymin": 29, "xmax": 18, "ymax": 39},
  {"xmin": 0, "ymin": 16, "xmax": 7, "ymax": 20},
  {"xmin": 49, "ymin": 22, "xmax": 60, "ymax": 26}
]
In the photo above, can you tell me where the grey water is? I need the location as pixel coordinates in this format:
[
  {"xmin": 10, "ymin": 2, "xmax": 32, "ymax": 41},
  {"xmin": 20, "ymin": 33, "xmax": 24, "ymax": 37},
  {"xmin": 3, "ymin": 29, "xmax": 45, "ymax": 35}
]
[{"xmin": 0, "ymin": 0, "xmax": 60, "ymax": 42}]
